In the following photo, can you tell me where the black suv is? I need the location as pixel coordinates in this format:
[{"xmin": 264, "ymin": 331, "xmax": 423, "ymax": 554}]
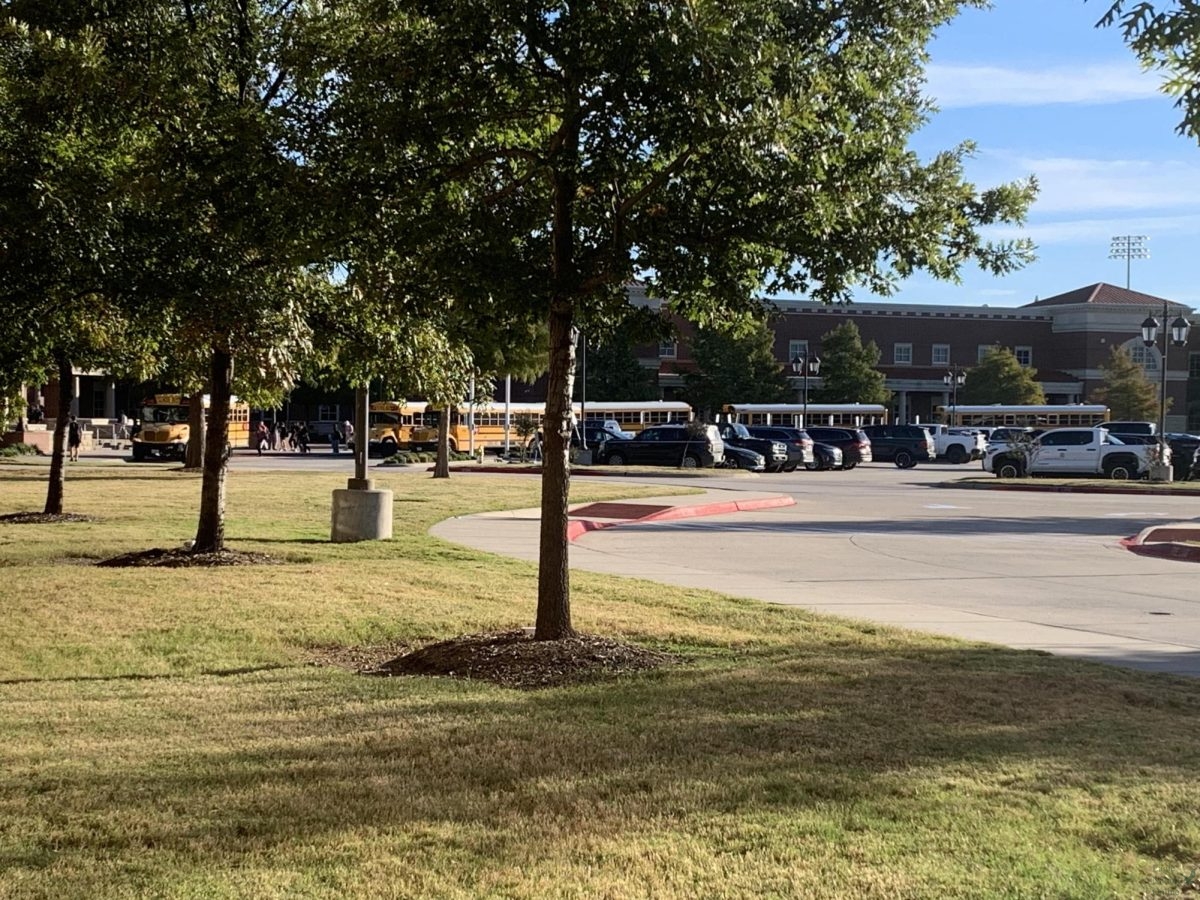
[
  {"xmin": 594, "ymin": 423, "xmax": 724, "ymax": 468},
  {"xmin": 745, "ymin": 426, "xmax": 812, "ymax": 471},
  {"xmin": 716, "ymin": 423, "xmax": 789, "ymax": 472},
  {"xmin": 860, "ymin": 424, "xmax": 935, "ymax": 467},
  {"xmin": 803, "ymin": 426, "xmax": 873, "ymax": 469}
]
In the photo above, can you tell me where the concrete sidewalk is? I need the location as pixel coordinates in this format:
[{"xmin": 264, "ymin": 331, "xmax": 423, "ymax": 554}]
[{"xmin": 431, "ymin": 486, "xmax": 1200, "ymax": 677}]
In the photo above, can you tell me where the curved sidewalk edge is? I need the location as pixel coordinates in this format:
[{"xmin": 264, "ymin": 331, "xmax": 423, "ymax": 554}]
[
  {"xmin": 566, "ymin": 494, "xmax": 795, "ymax": 542},
  {"xmin": 944, "ymin": 479, "xmax": 1200, "ymax": 496},
  {"xmin": 1122, "ymin": 523, "xmax": 1200, "ymax": 563}
]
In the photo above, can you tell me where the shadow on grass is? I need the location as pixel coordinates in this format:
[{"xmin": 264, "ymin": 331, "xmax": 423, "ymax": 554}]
[
  {"xmin": 0, "ymin": 663, "xmax": 292, "ymax": 686},
  {"xmin": 10, "ymin": 641, "xmax": 1200, "ymax": 887}
]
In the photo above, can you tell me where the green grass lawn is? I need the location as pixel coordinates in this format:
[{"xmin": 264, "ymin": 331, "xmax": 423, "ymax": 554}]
[{"xmin": 2, "ymin": 463, "xmax": 1200, "ymax": 898}]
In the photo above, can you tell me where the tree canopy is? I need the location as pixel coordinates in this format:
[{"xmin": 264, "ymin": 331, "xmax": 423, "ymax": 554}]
[
  {"xmin": 684, "ymin": 320, "xmax": 793, "ymax": 417},
  {"xmin": 1090, "ymin": 345, "xmax": 1161, "ymax": 420},
  {"xmin": 811, "ymin": 322, "xmax": 891, "ymax": 405},
  {"xmin": 1099, "ymin": 1, "xmax": 1200, "ymax": 141},
  {"xmin": 253, "ymin": 0, "xmax": 1039, "ymax": 638},
  {"xmin": 961, "ymin": 348, "xmax": 1046, "ymax": 405}
]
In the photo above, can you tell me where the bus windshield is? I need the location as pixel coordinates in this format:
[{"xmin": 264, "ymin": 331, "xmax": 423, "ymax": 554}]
[{"xmin": 141, "ymin": 405, "xmax": 188, "ymax": 424}]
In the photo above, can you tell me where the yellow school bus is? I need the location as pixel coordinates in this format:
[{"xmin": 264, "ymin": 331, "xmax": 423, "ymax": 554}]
[
  {"xmin": 131, "ymin": 394, "xmax": 251, "ymax": 461},
  {"xmin": 370, "ymin": 400, "xmax": 693, "ymax": 455}
]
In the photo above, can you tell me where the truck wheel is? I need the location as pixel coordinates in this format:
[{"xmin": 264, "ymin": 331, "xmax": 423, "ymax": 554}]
[
  {"xmin": 681, "ymin": 453, "xmax": 700, "ymax": 468},
  {"xmin": 946, "ymin": 445, "xmax": 968, "ymax": 464},
  {"xmin": 1104, "ymin": 460, "xmax": 1136, "ymax": 481},
  {"xmin": 606, "ymin": 451, "xmax": 626, "ymax": 466},
  {"xmin": 842, "ymin": 462, "xmax": 856, "ymax": 471},
  {"xmin": 997, "ymin": 459, "xmax": 1023, "ymax": 479},
  {"xmin": 894, "ymin": 450, "xmax": 915, "ymax": 469},
  {"xmin": 381, "ymin": 438, "xmax": 397, "ymax": 458}
]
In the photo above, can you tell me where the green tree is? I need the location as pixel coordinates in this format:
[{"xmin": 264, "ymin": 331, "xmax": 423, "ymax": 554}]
[
  {"xmin": 684, "ymin": 320, "xmax": 792, "ymax": 418},
  {"xmin": 0, "ymin": 10, "xmax": 162, "ymax": 515},
  {"xmin": 316, "ymin": 0, "xmax": 1037, "ymax": 640},
  {"xmin": 961, "ymin": 347, "xmax": 1046, "ymax": 405},
  {"xmin": 576, "ymin": 319, "xmax": 660, "ymax": 403},
  {"xmin": 1090, "ymin": 345, "xmax": 1161, "ymax": 420},
  {"xmin": 811, "ymin": 322, "xmax": 891, "ymax": 405},
  {"xmin": 1100, "ymin": 2, "xmax": 1200, "ymax": 141}
]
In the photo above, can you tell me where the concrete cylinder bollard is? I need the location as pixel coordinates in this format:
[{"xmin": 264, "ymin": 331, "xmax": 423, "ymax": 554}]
[{"xmin": 331, "ymin": 487, "xmax": 393, "ymax": 542}]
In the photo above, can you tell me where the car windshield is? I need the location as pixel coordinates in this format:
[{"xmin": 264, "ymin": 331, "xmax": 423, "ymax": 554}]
[{"xmin": 730, "ymin": 423, "xmax": 751, "ymax": 438}]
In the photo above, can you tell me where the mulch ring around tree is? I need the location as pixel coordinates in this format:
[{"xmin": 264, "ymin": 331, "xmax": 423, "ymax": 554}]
[
  {"xmin": 364, "ymin": 629, "xmax": 678, "ymax": 690},
  {"xmin": 0, "ymin": 512, "xmax": 96, "ymax": 524},
  {"xmin": 96, "ymin": 547, "xmax": 279, "ymax": 567}
]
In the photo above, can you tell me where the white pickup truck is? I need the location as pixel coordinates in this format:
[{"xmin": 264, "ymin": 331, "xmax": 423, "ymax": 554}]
[
  {"xmin": 983, "ymin": 427, "xmax": 1161, "ymax": 480},
  {"xmin": 925, "ymin": 424, "xmax": 987, "ymax": 464}
]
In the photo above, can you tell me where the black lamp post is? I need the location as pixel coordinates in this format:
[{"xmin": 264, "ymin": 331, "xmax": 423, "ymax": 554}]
[
  {"xmin": 791, "ymin": 353, "xmax": 821, "ymax": 427},
  {"xmin": 1141, "ymin": 302, "xmax": 1191, "ymax": 474},
  {"xmin": 943, "ymin": 366, "xmax": 966, "ymax": 424}
]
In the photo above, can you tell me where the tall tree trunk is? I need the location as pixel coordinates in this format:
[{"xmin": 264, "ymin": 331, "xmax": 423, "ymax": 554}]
[
  {"xmin": 42, "ymin": 351, "xmax": 73, "ymax": 515},
  {"xmin": 433, "ymin": 406, "xmax": 450, "ymax": 478},
  {"xmin": 185, "ymin": 389, "xmax": 206, "ymax": 469},
  {"xmin": 193, "ymin": 348, "xmax": 233, "ymax": 552},
  {"xmin": 536, "ymin": 300, "xmax": 578, "ymax": 639}
]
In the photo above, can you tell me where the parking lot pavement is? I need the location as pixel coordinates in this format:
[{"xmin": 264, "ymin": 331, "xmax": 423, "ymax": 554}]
[{"xmin": 432, "ymin": 476, "xmax": 1200, "ymax": 678}]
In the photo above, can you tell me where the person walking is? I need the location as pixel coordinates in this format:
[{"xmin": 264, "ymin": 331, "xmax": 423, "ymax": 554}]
[
  {"xmin": 255, "ymin": 421, "xmax": 270, "ymax": 455},
  {"xmin": 330, "ymin": 424, "xmax": 341, "ymax": 456},
  {"xmin": 342, "ymin": 419, "xmax": 354, "ymax": 450},
  {"xmin": 67, "ymin": 415, "xmax": 82, "ymax": 462},
  {"xmin": 297, "ymin": 422, "xmax": 310, "ymax": 454}
]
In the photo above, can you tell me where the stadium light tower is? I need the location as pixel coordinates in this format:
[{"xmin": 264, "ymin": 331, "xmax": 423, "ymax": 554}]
[{"xmin": 1109, "ymin": 235, "xmax": 1149, "ymax": 289}]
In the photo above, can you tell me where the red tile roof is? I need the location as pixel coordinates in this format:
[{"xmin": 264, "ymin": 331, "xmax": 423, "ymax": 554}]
[{"xmin": 1022, "ymin": 282, "xmax": 1184, "ymax": 309}]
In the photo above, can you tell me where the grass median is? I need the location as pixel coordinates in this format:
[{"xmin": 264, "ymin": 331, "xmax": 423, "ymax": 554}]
[{"xmin": 2, "ymin": 463, "xmax": 1199, "ymax": 898}]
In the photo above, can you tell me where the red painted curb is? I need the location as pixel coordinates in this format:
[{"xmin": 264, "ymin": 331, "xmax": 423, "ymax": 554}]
[
  {"xmin": 566, "ymin": 495, "xmax": 795, "ymax": 542},
  {"xmin": 1121, "ymin": 536, "xmax": 1200, "ymax": 563}
]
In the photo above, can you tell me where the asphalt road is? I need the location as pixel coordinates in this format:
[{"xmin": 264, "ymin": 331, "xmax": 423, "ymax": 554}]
[{"xmin": 433, "ymin": 461, "xmax": 1200, "ymax": 677}]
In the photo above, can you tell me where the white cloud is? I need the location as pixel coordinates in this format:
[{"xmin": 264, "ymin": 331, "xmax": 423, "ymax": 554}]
[
  {"xmin": 963, "ymin": 151, "xmax": 1200, "ymax": 214},
  {"xmin": 985, "ymin": 213, "xmax": 1200, "ymax": 244},
  {"xmin": 926, "ymin": 62, "xmax": 1162, "ymax": 108}
]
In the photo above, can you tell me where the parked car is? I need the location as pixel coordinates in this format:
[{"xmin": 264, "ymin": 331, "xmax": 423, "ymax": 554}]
[
  {"xmin": 721, "ymin": 444, "xmax": 766, "ymax": 471},
  {"xmin": 745, "ymin": 425, "xmax": 813, "ymax": 471},
  {"xmin": 716, "ymin": 422, "xmax": 789, "ymax": 472},
  {"xmin": 1165, "ymin": 433, "xmax": 1200, "ymax": 481},
  {"xmin": 808, "ymin": 442, "xmax": 844, "ymax": 471},
  {"xmin": 803, "ymin": 426, "xmax": 872, "ymax": 469},
  {"xmin": 860, "ymin": 424, "xmax": 936, "ymax": 468},
  {"xmin": 593, "ymin": 423, "xmax": 724, "ymax": 468}
]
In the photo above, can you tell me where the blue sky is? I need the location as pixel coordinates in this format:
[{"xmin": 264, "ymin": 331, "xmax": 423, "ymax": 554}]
[{"xmin": 871, "ymin": 0, "xmax": 1200, "ymax": 309}]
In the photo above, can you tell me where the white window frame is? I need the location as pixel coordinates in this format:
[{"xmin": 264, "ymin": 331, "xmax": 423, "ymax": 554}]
[
  {"xmin": 1014, "ymin": 346, "xmax": 1033, "ymax": 367},
  {"xmin": 978, "ymin": 344, "xmax": 996, "ymax": 363},
  {"xmin": 788, "ymin": 339, "xmax": 809, "ymax": 361},
  {"xmin": 893, "ymin": 343, "xmax": 912, "ymax": 366},
  {"xmin": 1125, "ymin": 339, "xmax": 1159, "ymax": 372},
  {"xmin": 1189, "ymin": 351, "xmax": 1200, "ymax": 379},
  {"xmin": 658, "ymin": 341, "xmax": 677, "ymax": 359},
  {"xmin": 931, "ymin": 344, "xmax": 950, "ymax": 366}
]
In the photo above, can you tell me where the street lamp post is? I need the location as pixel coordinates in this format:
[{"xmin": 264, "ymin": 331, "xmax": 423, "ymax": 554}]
[
  {"xmin": 943, "ymin": 365, "xmax": 966, "ymax": 425},
  {"xmin": 1141, "ymin": 302, "xmax": 1191, "ymax": 480},
  {"xmin": 791, "ymin": 353, "xmax": 821, "ymax": 427}
]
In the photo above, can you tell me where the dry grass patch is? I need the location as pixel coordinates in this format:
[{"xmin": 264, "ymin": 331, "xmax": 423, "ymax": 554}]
[{"xmin": 2, "ymin": 463, "xmax": 1200, "ymax": 898}]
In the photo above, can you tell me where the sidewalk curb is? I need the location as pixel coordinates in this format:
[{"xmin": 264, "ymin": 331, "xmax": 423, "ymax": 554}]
[
  {"xmin": 1121, "ymin": 523, "xmax": 1200, "ymax": 563},
  {"xmin": 943, "ymin": 479, "xmax": 1200, "ymax": 496},
  {"xmin": 565, "ymin": 495, "xmax": 795, "ymax": 542},
  {"xmin": 429, "ymin": 464, "xmax": 744, "ymax": 479}
]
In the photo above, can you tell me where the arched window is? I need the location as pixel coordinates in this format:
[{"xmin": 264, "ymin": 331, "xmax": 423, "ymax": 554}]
[{"xmin": 1121, "ymin": 338, "xmax": 1159, "ymax": 373}]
